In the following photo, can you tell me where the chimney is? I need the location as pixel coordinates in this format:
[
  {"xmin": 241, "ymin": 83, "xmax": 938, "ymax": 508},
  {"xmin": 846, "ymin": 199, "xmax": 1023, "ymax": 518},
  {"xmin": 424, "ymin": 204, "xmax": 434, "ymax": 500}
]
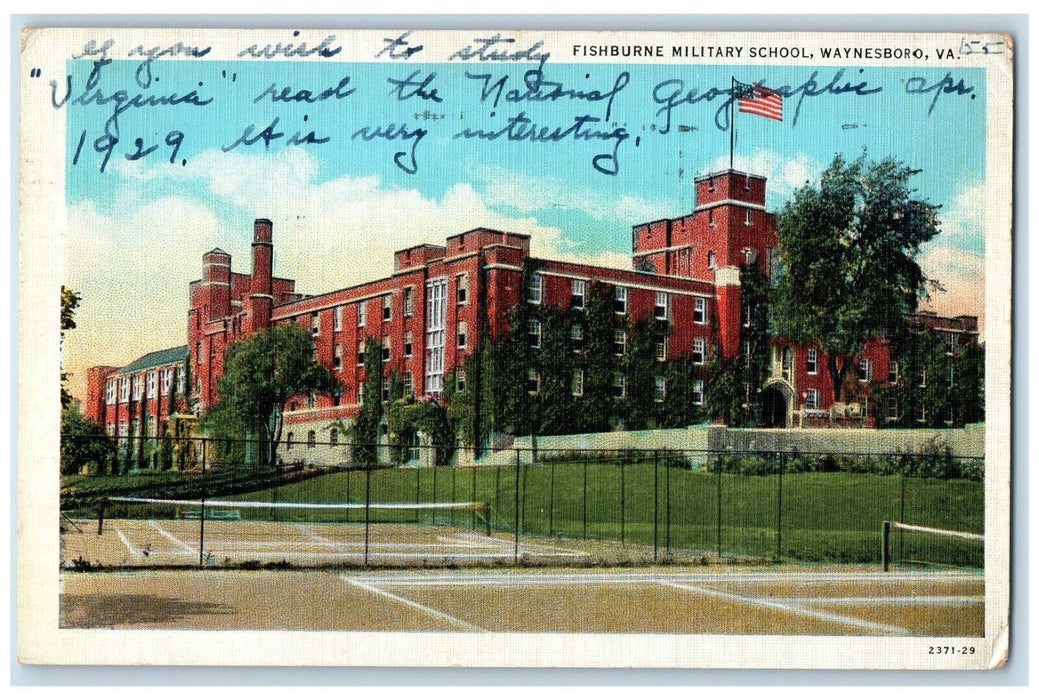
[{"xmin": 246, "ymin": 219, "xmax": 274, "ymax": 334}]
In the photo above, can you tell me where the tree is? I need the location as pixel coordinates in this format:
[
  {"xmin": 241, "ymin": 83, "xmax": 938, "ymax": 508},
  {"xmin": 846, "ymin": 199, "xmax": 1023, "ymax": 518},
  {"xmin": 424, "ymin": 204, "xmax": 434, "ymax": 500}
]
[
  {"xmin": 207, "ymin": 324, "xmax": 341, "ymax": 467},
  {"xmin": 60, "ymin": 404, "xmax": 113, "ymax": 475},
  {"xmin": 772, "ymin": 153, "xmax": 940, "ymax": 402},
  {"xmin": 60, "ymin": 286, "xmax": 81, "ymax": 408}
]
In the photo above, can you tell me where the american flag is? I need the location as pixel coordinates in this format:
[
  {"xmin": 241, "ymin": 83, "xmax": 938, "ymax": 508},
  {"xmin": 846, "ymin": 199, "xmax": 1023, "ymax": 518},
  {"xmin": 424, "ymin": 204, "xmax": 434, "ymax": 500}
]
[{"xmin": 736, "ymin": 82, "xmax": 783, "ymax": 121}]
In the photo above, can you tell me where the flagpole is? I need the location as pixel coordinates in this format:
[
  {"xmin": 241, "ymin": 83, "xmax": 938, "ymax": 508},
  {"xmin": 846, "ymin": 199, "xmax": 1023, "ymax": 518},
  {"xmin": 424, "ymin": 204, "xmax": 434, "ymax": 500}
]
[{"xmin": 730, "ymin": 77, "xmax": 736, "ymax": 170}]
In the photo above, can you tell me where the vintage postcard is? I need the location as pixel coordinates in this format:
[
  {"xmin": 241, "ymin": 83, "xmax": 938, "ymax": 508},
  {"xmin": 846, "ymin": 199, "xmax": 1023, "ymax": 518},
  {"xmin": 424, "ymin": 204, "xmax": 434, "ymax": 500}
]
[{"xmin": 19, "ymin": 27, "xmax": 1012, "ymax": 668}]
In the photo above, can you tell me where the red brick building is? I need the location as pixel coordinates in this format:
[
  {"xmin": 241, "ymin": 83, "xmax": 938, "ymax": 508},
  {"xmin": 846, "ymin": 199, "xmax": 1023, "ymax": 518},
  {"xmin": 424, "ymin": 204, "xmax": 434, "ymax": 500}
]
[{"xmin": 87, "ymin": 168, "xmax": 979, "ymax": 453}]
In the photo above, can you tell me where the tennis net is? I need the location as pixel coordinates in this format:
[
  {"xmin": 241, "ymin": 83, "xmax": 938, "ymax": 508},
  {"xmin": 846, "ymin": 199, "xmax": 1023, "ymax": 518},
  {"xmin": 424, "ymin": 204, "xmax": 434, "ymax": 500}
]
[{"xmin": 882, "ymin": 520, "xmax": 984, "ymax": 571}]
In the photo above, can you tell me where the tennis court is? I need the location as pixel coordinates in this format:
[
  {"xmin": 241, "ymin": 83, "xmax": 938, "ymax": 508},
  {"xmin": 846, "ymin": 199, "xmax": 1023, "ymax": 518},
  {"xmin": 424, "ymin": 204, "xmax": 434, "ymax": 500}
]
[
  {"xmin": 61, "ymin": 517, "xmax": 637, "ymax": 569},
  {"xmin": 60, "ymin": 566, "xmax": 984, "ymax": 635}
]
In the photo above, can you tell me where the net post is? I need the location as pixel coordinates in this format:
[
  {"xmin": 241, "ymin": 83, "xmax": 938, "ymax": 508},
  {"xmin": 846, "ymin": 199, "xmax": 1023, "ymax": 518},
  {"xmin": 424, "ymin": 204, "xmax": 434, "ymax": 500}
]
[
  {"xmin": 364, "ymin": 467, "xmax": 372, "ymax": 568},
  {"xmin": 513, "ymin": 449, "xmax": 521, "ymax": 564},
  {"xmin": 96, "ymin": 498, "xmax": 106, "ymax": 536},
  {"xmin": 582, "ymin": 458, "xmax": 588, "ymax": 541},
  {"xmin": 484, "ymin": 503, "xmax": 491, "ymax": 536},
  {"xmin": 653, "ymin": 450, "xmax": 659, "ymax": 563},
  {"xmin": 620, "ymin": 457, "xmax": 626, "ymax": 545},
  {"xmin": 716, "ymin": 452, "xmax": 723, "ymax": 558},
  {"xmin": 882, "ymin": 520, "xmax": 892, "ymax": 572},
  {"xmin": 548, "ymin": 460, "xmax": 556, "ymax": 537},
  {"xmin": 200, "ymin": 438, "xmax": 207, "ymax": 567},
  {"xmin": 665, "ymin": 450, "xmax": 672, "ymax": 554},
  {"xmin": 775, "ymin": 451, "xmax": 784, "ymax": 564}
]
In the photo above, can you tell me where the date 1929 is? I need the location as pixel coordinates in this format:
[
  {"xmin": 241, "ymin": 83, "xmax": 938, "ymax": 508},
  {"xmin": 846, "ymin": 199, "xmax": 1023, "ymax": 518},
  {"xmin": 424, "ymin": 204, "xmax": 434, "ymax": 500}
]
[{"xmin": 929, "ymin": 646, "xmax": 976, "ymax": 655}]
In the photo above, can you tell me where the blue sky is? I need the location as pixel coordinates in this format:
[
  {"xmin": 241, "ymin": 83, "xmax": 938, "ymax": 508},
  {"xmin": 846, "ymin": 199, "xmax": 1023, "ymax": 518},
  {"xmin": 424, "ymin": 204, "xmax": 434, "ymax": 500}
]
[{"xmin": 61, "ymin": 57, "xmax": 988, "ymax": 400}]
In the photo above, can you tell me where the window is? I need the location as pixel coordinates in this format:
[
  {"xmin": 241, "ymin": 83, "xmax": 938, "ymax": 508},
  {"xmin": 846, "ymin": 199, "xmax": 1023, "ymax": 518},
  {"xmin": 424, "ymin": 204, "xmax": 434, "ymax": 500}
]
[
  {"xmin": 707, "ymin": 176, "xmax": 715, "ymax": 192},
  {"xmin": 311, "ymin": 312, "xmax": 320, "ymax": 337},
  {"xmin": 161, "ymin": 368, "xmax": 173, "ymax": 394},
  {"xmin": 692, "ymin": 380, "xmax": 705, "ymax": 406},
  {"xmin": 403, "ymin": 372, "xmax": 414, "ymax": 396},
  {"xmin": 744, "ymin": 208, "xmax": 754, "ymax": 226},
  {"xmin": 106, "ymin": 380, "xmax": 116, "ymax": 404},
  {"xmin": 571, "ymin": 279, "xmax": 587, "ymax": 310},
  {"xmin": 859, "ymin": 358, "xmax": 872, "ymax": 383},
  {"xmin": 888, "ymin": 360, "xmax": 899, "ymax": 384},
  {"xmin": 382, "ymin": 336, "xmax": 391, "ymax": 363},
  {"xmin": 612, "ymin": 372, "xmax": 627, "ymax": 399},
  {"xmin": 805, "ymin": 388, "xmax": 820, "ymax": 410},
  {"xmin": 147, "ymin": 371, "xmax": 157, "ymax": 399},
  {"xmin": 693, "ymin": 297, "xmax": 707, "ymax": 324},
  {"xmin": 357, "ymin": 301, "xmax": 367, "ymax": 327},
  {"xmin": 781, "ymin": 347, "xmax": 794, "ymax": 381},
  {"xmin": 456, "ymin": 274, "xmax": 468, "ymax": 305},
  {"xmin": 132, "ymin": 375, "xmax": 143, "ymax": 401},
  {"xmin": 572, "ymin": 370, "xmax": 584, "ymax": 397},
  {"xmin": 357, "ymin": 341, "xmax": 365, "ymax": 366},
  {"xmin": 307, "ymin": 392, "xmax": 317, "ymax": 409},
  {"xmin": 614, "ymin": 329, "xmax": 627, "ymax": 356},
  {"xmin": 744, "ymin": 248, "xmax": 756, "ymax": 265},
  {"xmin": 425, "ymin": 278, "xmax": 447, "ymax": 396},
  {"xmin": 382, "ymin": 378, "xmax": 391, "ymax": 402},
  {"xmin": 917, "ymin": 405, "xmax": 928, "ymax": 423},
  {"xmin": 655, "ymin": 292, "xmax": 670, "ymax": 321},
  {"xmin": 177, "ymin": 370, "xmax": 185, "ymax": 395},
  {"xmin": 330, "ymin": 427, "xmax": 339, "ymax": 446},
  {"xmin": 656, "ymin": 336, "xmax": 668, "ymax": 362},
  {"xmin": 527, "ymin": 369, "xmax": 540, "ymax": 395},
  {"xmin": 286, "ymin": 432, "xmax": 294, "ymax": 450},
  {"xmin": 334, "ymin": 305, "xmax": 343, "ymax": 331},
  {"xmin": 457, "ymin": 320, "xmax": 468, "ymax": 349},
  {"xmin": 527, "ymin": 273, "xmax": 544, "ymax": 304},
  {"xmin": 403, "ymin": 287, "xmax": 414, "ymax": 316},
  {"xmin": 654, "ymin": 377, "xmax": 666, "ymax": 403},
  {"xmin": 106, "ymin": 423, "xmax": 115, "ymax": 436},
  {"xmin": 119, "ymin": 378, "xmax": 129, "ymax": 403},
  {"xmin": 886, "ymin": 397, "xmax": 899, "ymax": 421},
  {"xmin": 806, "ymin": 349, "xmax": 818, "ymax": 375},
  {"xmin": 614, "ymin": 286, "xmax": 628, "ymax": 314},
  {"xmin": 404, "ymin": 331, "xmax": 413, "ymax": 359},
  {"xmin": 456, "ymin": 367, "xmax": 467, "ymax": 393},
  {"xmin": 196, "ymin": 341, "xmax": 203, "ymax": 365},
  {"xmin": 692, "ymin": 338, "xmax": 707, "ymax": 365},
  {"xmin": 307, "ymin": 430, "xmax": 316, "ymax": 448},
  {"xmin": 947, "ymin": 365, "xmax": 955, "ymax": 386},
  {"xmin": 919, "ymin": 369, "xmax": 927, "ymax": 388},
  {"xmin": 333, "ymin": 345, "xmax": 343, "ymax": 371},
  {"xmin": 942, "ymin": 332, "xmax": 958, "ymax": 352},
  {"xmin": 118, "ymin": 420, "xmax": 128, "ymax": 440},
  {"xmin": 708, "ymin": 210, "xmax": 716, "ymax": 228},
  {"xmin": 570, "ymin": 323, "xmax": 584, "ymax": 350},
  {"xmin": 382, "ymin": 294, "xmax": 392, "ymax": 322},
  {"xmin": 522, "ymin": 318, "xmax": 540, "ymax": 348}
]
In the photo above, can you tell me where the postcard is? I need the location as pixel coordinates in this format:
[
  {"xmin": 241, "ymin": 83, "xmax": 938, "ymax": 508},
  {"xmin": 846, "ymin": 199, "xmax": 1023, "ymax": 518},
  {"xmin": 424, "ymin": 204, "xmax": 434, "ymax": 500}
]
[{"xmin": 18, "ymin": 27, "xmax": 1012, "ymax": 668}]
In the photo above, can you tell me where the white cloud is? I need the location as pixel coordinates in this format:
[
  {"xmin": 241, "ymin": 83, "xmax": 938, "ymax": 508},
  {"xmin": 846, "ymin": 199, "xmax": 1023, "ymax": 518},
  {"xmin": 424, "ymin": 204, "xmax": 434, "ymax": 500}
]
[
  {"xmin": 704, "ymin": 149, "xmax": 824, "ymax": 207},
  {"xmin": 475, "ymin": 165, "xmax": 678, "ymax": 225},
  {"xmin": 932, "ymin": 180, "xmax": 985, "ymax": 253}
]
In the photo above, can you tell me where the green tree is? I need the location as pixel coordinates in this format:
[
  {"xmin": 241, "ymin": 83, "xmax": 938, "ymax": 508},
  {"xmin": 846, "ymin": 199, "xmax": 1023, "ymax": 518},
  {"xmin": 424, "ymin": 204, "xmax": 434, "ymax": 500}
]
[
  {"xmin": 60, "ymin": 404, "xmax": 114, "ymax": 475},
  {"xmin": 207, "ymin": 324, "xmax": 340, "ymax": 467},
  {"xmin": 60, "ymin": 286, "xmax": 81, "ymax": 409},
  {"xmin": 352, "ymin": 337, "xmax": 384, "ymax": 467},
  {"xmin": 772, "ymin": 153, "xmax": 940, "ymax": 402}
]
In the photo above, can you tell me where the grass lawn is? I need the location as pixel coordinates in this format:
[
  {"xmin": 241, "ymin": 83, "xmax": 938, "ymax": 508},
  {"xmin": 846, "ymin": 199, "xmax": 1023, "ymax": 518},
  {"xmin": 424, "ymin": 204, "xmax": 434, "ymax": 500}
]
[{"xmin": 210, "ymin": 460, "xmax": 983, "ymax": 566}]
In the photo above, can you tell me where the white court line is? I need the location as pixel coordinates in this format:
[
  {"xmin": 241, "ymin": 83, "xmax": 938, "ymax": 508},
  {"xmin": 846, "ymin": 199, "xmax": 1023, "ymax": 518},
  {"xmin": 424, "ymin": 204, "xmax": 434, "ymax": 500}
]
[
  {"xmin": 343, "ymin": 577, "xmax": 486, "ymax": 632},
  {"xmin": 296, "ymin": 525, "xmax": 340, "ymax": 549},
  {"xmin": 660, "ymin": 581, "xmax": 909, "ymax": 634},
  {"xmin": 353, "ymin": 570, "xmax": 982, "ymax": 586},
  {"xmin": 146, "ymin": 520, "xmax": 196, "ymax": 555},
  {"xmin": 774, "ymin": 596, "xmax": 984, "ymax": 606},
  {"xmin": 115, "ymin": 528, "xmax": 143, "ymax": 560},
  {"xmin": 450, "ymin": 531, "xmax": 590, "ymax": 556}
]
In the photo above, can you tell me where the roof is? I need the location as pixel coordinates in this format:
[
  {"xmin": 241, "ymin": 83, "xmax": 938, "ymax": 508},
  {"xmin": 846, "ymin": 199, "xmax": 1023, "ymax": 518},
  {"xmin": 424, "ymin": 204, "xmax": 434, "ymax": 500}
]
[{"xmin": 118, "ymin": 345, "xmax": 188, "ymax": 374}]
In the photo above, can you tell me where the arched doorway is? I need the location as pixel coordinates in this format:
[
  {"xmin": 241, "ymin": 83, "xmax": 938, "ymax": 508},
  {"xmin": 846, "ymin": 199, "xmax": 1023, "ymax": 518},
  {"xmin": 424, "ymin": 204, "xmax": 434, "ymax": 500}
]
[{"xmin": 760, "ymin": 385, "xmax": 789, "ymax": 428}]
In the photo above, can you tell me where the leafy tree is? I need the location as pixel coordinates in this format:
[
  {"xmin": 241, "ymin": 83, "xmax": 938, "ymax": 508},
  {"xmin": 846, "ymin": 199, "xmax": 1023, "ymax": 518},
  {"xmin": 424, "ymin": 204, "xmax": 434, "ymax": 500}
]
[
  {"xmin": 352, "ymin": 337, "xmax": 384, "ymax": 466},
  {"xmin": 207, "ymin": 324, "xmax": 340, "ymax": 467},
  {"xmin": 60, "ymin": 404, "xmax": 113, "ymax": 475},
  {"xmin": 60, "ymin": 286, "xmax": 81, "ymax": 408},
  {"xmin": 772, "ymin": 153, "xmax": 940, "ymax": 402}
]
